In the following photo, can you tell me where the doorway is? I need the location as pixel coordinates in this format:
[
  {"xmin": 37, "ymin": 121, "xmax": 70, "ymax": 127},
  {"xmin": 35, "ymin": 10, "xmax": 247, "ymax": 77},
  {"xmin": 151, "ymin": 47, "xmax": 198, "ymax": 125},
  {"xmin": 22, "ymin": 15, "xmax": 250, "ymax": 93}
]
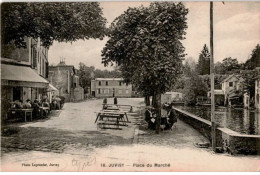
[{"xmin": 13, "ymin": 87, "xmax": 22, "ymax": 101}]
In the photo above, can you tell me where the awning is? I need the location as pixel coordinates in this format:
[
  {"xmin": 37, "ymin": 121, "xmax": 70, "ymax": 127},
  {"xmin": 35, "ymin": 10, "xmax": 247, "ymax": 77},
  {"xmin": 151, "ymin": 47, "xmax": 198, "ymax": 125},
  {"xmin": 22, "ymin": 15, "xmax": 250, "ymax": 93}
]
[
  {"xmin": 1, "ymin": 64, "xmax": 49, "ymax": 88},
  {"xmin": 47, "ymin": 83, "xmax": 58, "ymax": 92}
]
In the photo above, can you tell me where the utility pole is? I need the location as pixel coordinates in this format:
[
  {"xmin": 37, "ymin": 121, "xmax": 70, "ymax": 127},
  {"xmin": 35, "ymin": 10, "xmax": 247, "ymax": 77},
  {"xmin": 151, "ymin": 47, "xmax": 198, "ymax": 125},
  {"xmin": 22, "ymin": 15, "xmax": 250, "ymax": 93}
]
[{"xmin": 210, "ymin": 1, "xmax": 216, "ymax": 152}]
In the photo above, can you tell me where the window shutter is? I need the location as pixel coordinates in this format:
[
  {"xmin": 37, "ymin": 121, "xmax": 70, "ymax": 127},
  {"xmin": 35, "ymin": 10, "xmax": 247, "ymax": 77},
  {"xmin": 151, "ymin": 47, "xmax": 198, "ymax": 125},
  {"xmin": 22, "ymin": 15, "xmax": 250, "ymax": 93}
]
[
  {"xmin": 33, "ymin": 48, "xmax": 37, "ymax": 68},
  {"xmin": 46, "ymin": 62, "xmax": 49, "ymax": 78}
]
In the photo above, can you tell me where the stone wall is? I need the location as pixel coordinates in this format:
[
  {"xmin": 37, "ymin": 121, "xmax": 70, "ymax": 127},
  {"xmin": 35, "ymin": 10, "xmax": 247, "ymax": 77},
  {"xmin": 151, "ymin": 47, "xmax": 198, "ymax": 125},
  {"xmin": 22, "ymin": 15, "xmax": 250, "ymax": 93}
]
[
  {"xmin": 173, "ymin": 107, "xmax": 260, "ymax": 155},
  {"xmin": 72, "ymin": 87, "xmax": 84, "ymax": 101}
]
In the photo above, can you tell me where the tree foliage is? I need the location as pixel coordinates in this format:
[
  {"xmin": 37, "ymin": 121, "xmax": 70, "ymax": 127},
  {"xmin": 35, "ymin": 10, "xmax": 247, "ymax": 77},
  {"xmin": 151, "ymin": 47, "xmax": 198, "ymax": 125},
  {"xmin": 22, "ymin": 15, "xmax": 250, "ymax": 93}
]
[
  {"xmin": 214, "ymin": 61, "xmax": 225, "ymax": 74},
  {"xmin": 240, "ymin": 69, "xmax": 259, "ymax": 100},
  {"xmin": 215, "ymin": 57, "xmax": 240, "ymax": 75},
  {"xmin": 196, "ymin": 44, "xmax": 210, "ymax": 75},
  {"xmin": 78, "ymin": 62, "xmax": 121, "ymax": 93},
  {"xmin": 1, "ymin": 2, "xmax": 107, "ymax": 48},
  {"xmin": 222, "ymin": 57, "xmax": 240, "ymax": 72},
  {"xmin": 78, "ymin": 63, "xmax": 95, "ymax": 93},
  {"xmin": 244, "ymin": 44, "xmax": 260, "ymax": 70},
  {"xmin": 183, "ymin": 72, "xmax": 208, "ymax": 105},
  {"xmin": 102, "ymin": 2, "xmax": 188, "ymax": 101}
]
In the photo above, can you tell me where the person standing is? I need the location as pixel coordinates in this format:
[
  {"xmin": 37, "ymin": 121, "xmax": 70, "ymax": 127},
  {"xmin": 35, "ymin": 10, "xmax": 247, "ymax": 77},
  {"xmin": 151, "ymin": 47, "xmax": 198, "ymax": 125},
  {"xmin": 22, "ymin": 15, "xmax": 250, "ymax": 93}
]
[
  {"xmin": 103, "ymin": 98, "xmax": 107, "ymax": 104},
  {"xmin": 114, "ymin": 97, "xmax": 118, "ymax": 105},
  {"xmin": 103, "ymin": 98, "xmax": 108, "ymax": 110}
]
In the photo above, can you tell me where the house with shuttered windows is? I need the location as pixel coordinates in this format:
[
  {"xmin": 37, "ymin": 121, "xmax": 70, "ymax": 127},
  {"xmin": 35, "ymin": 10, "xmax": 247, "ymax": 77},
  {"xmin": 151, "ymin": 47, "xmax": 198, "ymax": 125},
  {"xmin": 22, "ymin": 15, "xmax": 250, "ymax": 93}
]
[{"xmin": 91, "ymin": 78, "xmax": 132, "ymax": 98}]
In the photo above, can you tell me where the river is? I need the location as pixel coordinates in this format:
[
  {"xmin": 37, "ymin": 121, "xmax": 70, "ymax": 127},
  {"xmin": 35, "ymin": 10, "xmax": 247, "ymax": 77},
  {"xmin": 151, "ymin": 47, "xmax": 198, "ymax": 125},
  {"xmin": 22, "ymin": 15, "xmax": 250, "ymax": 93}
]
[{"xmin": 174, "ymin": 105, "xmax": 260, "ymax": 135}]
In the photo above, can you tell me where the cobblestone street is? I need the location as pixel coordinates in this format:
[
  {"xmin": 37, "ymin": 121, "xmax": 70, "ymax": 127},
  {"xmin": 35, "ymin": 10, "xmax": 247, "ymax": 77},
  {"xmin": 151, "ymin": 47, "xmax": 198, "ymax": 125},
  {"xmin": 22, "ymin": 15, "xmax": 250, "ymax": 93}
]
[
  {"xmin": 1, "ymin": 98, "xmax": 260, "ymax": 172},
  {"xmin": 1, "ymin": 98, "xmax": 142, "ymax": 155},
  {"xmin": 138, "ymin": 119, "xmax": 209, "ymax": 148}
]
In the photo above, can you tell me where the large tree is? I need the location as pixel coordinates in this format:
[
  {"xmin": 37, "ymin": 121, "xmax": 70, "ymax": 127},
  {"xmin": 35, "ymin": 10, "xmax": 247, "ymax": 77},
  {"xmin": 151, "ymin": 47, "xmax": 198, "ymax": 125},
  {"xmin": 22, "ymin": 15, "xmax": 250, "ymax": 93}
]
[
  {"xmin": 183, "ymin": 73, "xmax": 208, "ymax": 105},
  {"xmin": 183, "ymin": 57, "xmax": 196, "ymax": 77},
  {"xmin": 78, "ymin": 63, "xmax": 95, "ymax": 93},
  {"xmin": 214, "ymin": 61, "xmax": 225, "ymax": 75},
  {"xmin": 221, "ymin": 57, "xmax": 240, "ymax": 73},
  {"xmin": 1, "ymin": 2, "xmax": 107, "ymax": 50},
  {"xmin": 215, "ymin": 57, "xmax": 240, "ymax": 75},
  {"xmin": 102, "ymin": 2, "xmax": 188, "ymax": 133},
  {"xmin": 196, "ymin": 44, "xmax": 210, "ymax": 75}
]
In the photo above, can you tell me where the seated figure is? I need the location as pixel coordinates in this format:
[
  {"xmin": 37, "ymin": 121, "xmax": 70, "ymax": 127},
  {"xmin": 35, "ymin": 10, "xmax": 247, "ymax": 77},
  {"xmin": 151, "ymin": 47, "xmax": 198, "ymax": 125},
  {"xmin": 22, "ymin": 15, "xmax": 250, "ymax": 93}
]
[
  {"xmin": 23, "ymin": 99, "xmax": 32, "ymax": 109},
  {"xmin": 145, "ymin": 107, "xmax": 156, "ymax": 130},
  {"xmin": 32, "ymin": 100, "xmax": 41, "ymax": 118}
]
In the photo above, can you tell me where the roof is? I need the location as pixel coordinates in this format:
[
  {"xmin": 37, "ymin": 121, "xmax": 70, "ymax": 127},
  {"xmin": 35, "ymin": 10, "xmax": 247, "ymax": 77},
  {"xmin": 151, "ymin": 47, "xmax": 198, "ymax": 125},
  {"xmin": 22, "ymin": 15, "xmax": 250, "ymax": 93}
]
[
  {"xmin": 47, "ymin": 83, "xmax": 58, "ymax": 92},
  {"xmin": 207, "ymin": 89, "xmax": 224, "ymax": 94},
  {"xmin": 1, "ymin": 64, "xmax": 49, "ymax": 88},
  {"xmin": 49, "ymin": 65, "xmax": 74, "ymax": 68},
  {"xmin": 222, "ymin": 74, "xmax": 243, "ymax": 83},
  {"xmin": 49, "ymin": 64, "xmax": 75, "ymax": 74},
  {"xmin": 95, "ymin": 78, "xmax": 124, "ymax": 81},
  {"xmin": 1, "ymin": 57, "xmax": 30, "ymax": 67}
]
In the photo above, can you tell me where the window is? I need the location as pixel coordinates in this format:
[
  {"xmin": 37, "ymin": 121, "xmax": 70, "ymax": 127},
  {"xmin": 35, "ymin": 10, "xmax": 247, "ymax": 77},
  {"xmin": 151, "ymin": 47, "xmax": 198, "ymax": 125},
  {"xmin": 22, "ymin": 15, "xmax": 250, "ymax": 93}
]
[
  {"xmin": 106, "ymin": 81, "xmax": 108, "ymax": 86},
  {"xmin": 98, "ymin": 88, "xmax": 101, "ymax": 94},
  {"xmin": 126, "ymin": 90, "xmax": 129, "ymax": 94},
  {"xmin": 119, "ymin": 81, "xmax": 122, "ymax": 86},
  {"xmin": 229, "ymin": 82, "xmax": 233, "ymax": 87},
  {"xmin": 99, "ymin": 81, "xmax": 101, "ymax": 86}
]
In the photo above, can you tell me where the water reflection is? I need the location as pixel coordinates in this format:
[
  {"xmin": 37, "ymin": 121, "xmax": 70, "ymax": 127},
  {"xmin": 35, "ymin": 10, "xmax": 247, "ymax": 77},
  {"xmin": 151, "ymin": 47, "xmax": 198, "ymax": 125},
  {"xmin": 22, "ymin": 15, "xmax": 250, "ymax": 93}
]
[{"xmin": 176, "ymin": 106, "xmax": 260, "ymax": 135}]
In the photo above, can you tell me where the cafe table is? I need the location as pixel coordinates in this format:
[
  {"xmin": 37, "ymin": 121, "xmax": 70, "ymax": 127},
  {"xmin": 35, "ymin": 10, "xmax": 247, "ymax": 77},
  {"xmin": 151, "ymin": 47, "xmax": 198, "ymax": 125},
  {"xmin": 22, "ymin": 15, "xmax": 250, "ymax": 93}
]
[
  {"xmin": 11, "ymin": 108, "xmax": 33, "ymax": 122},
  {"xmin": 95, "ymin": 110, "xmax": 128, "ymax": 129}
]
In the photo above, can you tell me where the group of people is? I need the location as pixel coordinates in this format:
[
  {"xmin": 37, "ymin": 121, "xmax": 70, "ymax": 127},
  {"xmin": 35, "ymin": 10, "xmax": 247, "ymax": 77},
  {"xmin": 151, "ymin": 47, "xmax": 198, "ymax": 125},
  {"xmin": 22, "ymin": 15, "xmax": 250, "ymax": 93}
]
[
  {"xmin": 3, "ymin": 94, "xmax": 63, "ymax": 120},
  {"xmin": 102, "ymin": 97, "xmax": 118, "ymax": 110},
  {"xmin": 103, "ymin": 97, "xmax": 118, "ymax": 104},
  {"xmin": 145, "ymin": 103, "xmax": 177, "ymax": 130},
  {"xmin": 10, "ymin": 94, "xmax": 58, "ymax": 110}
]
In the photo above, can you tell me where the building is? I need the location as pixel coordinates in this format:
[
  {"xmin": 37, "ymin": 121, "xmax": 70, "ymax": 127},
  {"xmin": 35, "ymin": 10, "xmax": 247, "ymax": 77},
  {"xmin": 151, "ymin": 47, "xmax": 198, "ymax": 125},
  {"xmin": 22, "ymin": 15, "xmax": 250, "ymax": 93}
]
[
  {"xmin": 1, "ymin": 37, "xmax": 49, "ymax": 104},
  {"xmin": 48, "ymin": 60, "xmax": 84, "ymax": 102},
  {"xmin": 161, "ymin": 92, "xmax": 184, "ymax": 104},
  {"xmin": 207, "ymin": 89, "xmax": 225, "ymax": 106},
  {"xmin": 91, "ymin": 78, "xmax": 132, "ymax": 98},
  {"xmin": 221, "ymin": 74, "xmax": 244, "ymax": 106},
  {"xmin": 243, "ymin": 93, "xmax": 250, "ymax": 109},
  {"xmin": 255, "ymin": 71, "xmax": 260, "ymax": 111}
]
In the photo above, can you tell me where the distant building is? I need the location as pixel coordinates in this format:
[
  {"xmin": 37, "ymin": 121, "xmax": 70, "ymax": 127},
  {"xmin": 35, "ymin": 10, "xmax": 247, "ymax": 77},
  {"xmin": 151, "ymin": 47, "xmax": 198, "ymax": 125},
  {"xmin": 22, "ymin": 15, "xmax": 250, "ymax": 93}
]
[
  {"xmin": 161, "ymin": 92, "xmax": 184, "ymax": 104},
  {"xmin": 207, "ymin": 89, "xmax": 224, "ymax": 106},
  {"xmin": 1, "ymin": 37, "xmax": 49, "ymax": 103},
  {"xmin": 221, "ymin": 74, "xmax": 244, "ymax": 106},
  {"xmin": 91, "ymin": 78, "xmax": 132, "ymax": 98},
  {"xmin": 255, "ymin": 69, "xmax": 260, "ymax": 111},
  {"xmin": 48, "ymin": 60, "xmax": 84, "ymax": 102},
  {"xmin": 243, "ymin": 93, "xmax": 250, "ymax": 109}
]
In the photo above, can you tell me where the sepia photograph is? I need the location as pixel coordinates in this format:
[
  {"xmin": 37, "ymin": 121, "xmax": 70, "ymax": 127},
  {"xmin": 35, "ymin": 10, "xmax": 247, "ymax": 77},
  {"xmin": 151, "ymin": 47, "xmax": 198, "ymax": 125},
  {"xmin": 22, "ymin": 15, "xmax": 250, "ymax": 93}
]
[{"xmin": 0, "ymin": 0, "xmax": 260, "ymax": 172}]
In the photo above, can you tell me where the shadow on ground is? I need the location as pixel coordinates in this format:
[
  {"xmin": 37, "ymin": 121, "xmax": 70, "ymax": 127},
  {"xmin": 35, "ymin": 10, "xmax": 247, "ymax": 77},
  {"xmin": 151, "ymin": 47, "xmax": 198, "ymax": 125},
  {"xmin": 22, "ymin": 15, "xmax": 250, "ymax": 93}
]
[{"xmin": 1, "ymin": 126, "xmax": 133, "ymax": 155}]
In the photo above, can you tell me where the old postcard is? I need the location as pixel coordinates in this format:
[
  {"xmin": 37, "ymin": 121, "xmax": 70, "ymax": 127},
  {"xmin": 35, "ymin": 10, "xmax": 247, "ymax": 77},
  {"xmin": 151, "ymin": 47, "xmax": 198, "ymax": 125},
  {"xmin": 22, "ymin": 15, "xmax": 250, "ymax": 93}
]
[{"xmin": 1, "ymin": 1, "xmax": 260, "ymax": 172}]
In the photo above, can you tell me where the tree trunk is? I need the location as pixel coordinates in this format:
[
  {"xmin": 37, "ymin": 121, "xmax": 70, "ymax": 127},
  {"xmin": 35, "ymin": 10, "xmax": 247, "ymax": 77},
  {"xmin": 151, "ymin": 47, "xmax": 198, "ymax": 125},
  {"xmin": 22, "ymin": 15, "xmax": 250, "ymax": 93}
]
[
  {"xmin": 144, "ymin": 96, "xmax": 150, "ymax": 106},
  {"xmin": 153, "ymin": 90, "xmax": 161, "ymax": 134},
  {"xmin": 152, "ymin": 95, "xmax": 156, "ymax": 106}
]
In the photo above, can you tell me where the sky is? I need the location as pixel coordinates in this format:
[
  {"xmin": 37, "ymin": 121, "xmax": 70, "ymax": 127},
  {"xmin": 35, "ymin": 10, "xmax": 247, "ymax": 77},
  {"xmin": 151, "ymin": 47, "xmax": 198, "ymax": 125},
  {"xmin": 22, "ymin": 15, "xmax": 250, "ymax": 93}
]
[{"xmin": 48, "ymin": 1, "xmax": 260, "ymax": 70}]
